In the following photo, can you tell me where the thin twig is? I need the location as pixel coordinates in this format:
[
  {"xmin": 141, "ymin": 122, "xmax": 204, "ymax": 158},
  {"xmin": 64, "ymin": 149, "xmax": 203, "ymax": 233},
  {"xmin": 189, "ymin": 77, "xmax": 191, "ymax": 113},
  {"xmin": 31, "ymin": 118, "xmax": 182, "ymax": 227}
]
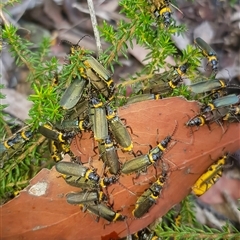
[
  {"xmin": 0, "ymin": 8, "xmax": 10, "ymax": 26},
  {"xmin": 86, "ymin": 0, "xmax": 103, "ymax": 56}
]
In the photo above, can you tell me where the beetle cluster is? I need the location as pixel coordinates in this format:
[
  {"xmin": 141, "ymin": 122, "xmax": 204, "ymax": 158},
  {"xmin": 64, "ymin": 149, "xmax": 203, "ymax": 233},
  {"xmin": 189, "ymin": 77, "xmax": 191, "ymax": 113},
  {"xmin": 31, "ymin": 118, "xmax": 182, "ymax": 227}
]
[
  {"xmin": 35, "ymin": 40, "xmax": 183, "ymax": 224},
  {"xmin": 182, "ymin": 37, "xmax": 240, "ymax": 129},
  {"xmin": 34, "ymin": 33, "xmax": 239, "ymax": 229},
  {"xmin": 1, "ymin": 33, "xmax": 239, "ymax": 234},
  {"xmin": 127, "ymin": 37, "xmax": 240, "ymax": 131}
]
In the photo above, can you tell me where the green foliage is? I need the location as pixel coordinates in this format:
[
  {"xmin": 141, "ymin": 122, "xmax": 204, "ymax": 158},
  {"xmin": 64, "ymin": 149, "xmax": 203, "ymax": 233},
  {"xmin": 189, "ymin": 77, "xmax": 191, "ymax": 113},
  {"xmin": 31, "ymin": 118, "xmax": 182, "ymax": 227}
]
[
  {"xmin": 99, "ymin": 0, "xmax": 201, "ymax": 103},
  {"xmin": 0, "ymin": 84, "xmax": 8, "ymax": 141},
  {"xmin": 155, "ymin": 195, "xmax": 240, "ymax": 239},
  {"xmin": 171, "ymin": 84, "xmax": 192, "ymax": 99},
  {"xmin": 156, "ymin": 223, "xmax": 240, "ymax": 240},
  {"xmin": 0, "ymin": 17, "xmax": 96, "ymax": 202},
  {"xmin": 28, "ymin": 84, "xmax": 62, "ymax": 129},
  {"xmin": 1, "ymin": 19, "xmax": 60, "ymax": 201},
  {"xmin": 2, "ymin": 24, "xmax": 62, "ymax": 128},
  {"xmin": 0, "ymin": 84, "xmax": 7, "ymax": 113},
  {"xmin": 229, "ymin": 0, "xmax": 239, "ymax": 7},
  {"xmin": 0, "ymin": 134, "xmax": 50, "ymax": 204},
  {"xmin": 0, "ymin": 0, "xmax": 20, "ymax": 8},
  {"xmin": 2, "ymin": 24, "xmax": 34, "ymax": 69}
]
